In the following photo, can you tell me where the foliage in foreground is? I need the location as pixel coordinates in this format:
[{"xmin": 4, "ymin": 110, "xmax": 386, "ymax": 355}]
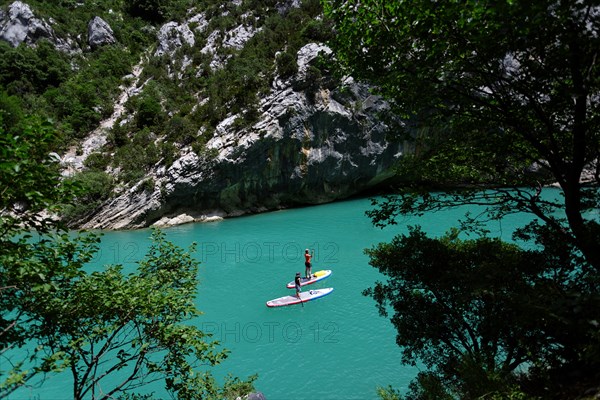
[
  {"xmin": 366, "ymin": 227, "xmax": 598, "ymax": 399},
  {"xmin": 0, "ymin": 119, "xmax": 254, "ymax": 399},
  {"xmin": 324, "ymin": 0, "xmax": 600, "ymax": 398}
]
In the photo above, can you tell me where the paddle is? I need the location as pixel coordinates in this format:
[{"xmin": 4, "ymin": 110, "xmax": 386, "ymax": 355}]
[
  {"xmin": 295, "ymin": 273, "xmax": 304, "ymax": 307},
  {"xmin": 310, "ymin": 248, "xmax": 315, "ymax": 279},
  {"xmin": 297, "ymin": 287, "xmax": 304, "ymax": 308}
]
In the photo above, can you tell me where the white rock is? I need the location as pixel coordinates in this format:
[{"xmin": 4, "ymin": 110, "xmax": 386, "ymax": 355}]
[{"xmin": 155, "ymin": 21, "xmax": 195, "ymax": 57}]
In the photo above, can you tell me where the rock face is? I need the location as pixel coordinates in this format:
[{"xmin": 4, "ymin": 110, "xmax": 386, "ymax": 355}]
[
  {"xmin": 79, "ymin": 42, "xmax": 405, "ymax": 230},
  {"xmin": 1, "ymin": 2, "xmax": 405, "ymax": 230},
  {"xmin": 245, "ymin": 392, "xmax": 267, "ymax": 400},
  {"xmin": 87, "ymin": 16, "xmax": 116, "ymax": 49},
  {"xmin": 0, "ymin": 1, "xmax": 52, "ymax": 47},
  {"xmin": 154, "ymin": 21, "xmax": 194, "ymax": 57},
  {"xmin": 0, "ymin": 1, "xmax": 72, "ymax": 51}
]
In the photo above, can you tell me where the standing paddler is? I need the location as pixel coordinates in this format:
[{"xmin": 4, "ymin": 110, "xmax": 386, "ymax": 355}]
[{"xmin": 304, "ymin": 248, "xmax": 313, "ymax": 279}]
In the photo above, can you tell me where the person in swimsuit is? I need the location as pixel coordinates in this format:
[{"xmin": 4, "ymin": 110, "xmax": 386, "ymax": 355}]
[
  {"xmin": 295, "ymin": 272, "xmax": 302, "ymax": 298},
  {"xmin": 304, "ymin": 249, "xmax": 313, "ymax": 279}
]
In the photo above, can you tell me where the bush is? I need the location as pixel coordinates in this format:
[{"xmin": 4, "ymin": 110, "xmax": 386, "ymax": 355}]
[
  {"xmin": 276, "ymin": 51, "xmax": 298, "ymax": 79},
  {"xmin": 76, "ymin": 170, "xmax": 113, "ymax": 200},
  {"xmin": 113, "ymin": 132, "xmax": 160, "ymax": 184},
  {"xmin": 61, "ymin": 170, "xmax": 114, "ymax": 223},
  {"xmin": 159, "ymin": 141, "xmax": 178, "ymax": 167},
  {"xmin": 0, "ymin": 40, "xmax": 71, "ymax": 95},
  {"xmin": 126, "ymin": 0, "xmax": 170, "ymax": 23},
  {"xmin": 0, "ymin": 91, "xmax": 24, "ymax": 134},
  {"xmin": 165, "ymin": 116, "xmax": 198, "ymax": 145},
  {"xmin": 83, "ymin": 152, "xmax": 111, "ymax": 171},
  {"xmin": 136, "ymin": 177, "xmax": 155, "ymax": 193},
  {"xmin": 301, "ymin": 19, "xmax": 334, "ymax": 42},
  {"xmin": 135, "ymin": 96, "xmax": 163, "ymax": 129}
]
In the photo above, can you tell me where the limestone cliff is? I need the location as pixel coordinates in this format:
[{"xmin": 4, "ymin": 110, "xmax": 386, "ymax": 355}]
[
  {"xmin": 0, "ymin": 1, "xmax": 406, "ymax": 230},
  {"xmin": 79, "ymin": 47, "xmax": 404, "ymax": 229}
]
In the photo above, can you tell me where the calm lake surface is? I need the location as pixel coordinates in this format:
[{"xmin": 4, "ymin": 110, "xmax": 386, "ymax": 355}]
[{"xmin": 12, "ymin": 193, "xmax": 546, "ymax": 400}]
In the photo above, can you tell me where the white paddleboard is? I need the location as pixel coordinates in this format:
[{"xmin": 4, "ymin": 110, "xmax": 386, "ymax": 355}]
[
  {"xmin": 286, "ymin": 269, "xmax": 332, "ymax": 289},
  {"xmin": 266, "ymin": 287, "xmax": 334, "ymax": 307}
]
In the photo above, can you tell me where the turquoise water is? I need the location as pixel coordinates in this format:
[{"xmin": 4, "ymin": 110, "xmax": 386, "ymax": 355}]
[{"xmin": 10, "ymin": 194, "xmax": 544, "ymax": 400}]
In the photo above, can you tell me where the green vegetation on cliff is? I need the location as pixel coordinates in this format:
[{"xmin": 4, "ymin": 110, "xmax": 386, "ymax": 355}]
[{"xmin": 0, "ymin": 0, "xmax": 339, "ymax": 224}]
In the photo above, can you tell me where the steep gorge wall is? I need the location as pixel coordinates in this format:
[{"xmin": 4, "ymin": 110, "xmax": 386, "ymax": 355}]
[
  {"xmin": 0, "ymin": 1, "xmax": 406, "ymax": 230},
  {"xmin": 81, "ymin": 74, "xmax": 404, "ymax": 230}
]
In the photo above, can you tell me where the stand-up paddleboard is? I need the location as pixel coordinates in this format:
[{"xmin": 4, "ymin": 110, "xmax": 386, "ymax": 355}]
[
  {"xmin": 286, "ymin": 270, "xmax": 332, "ymax": 289},
  {"xmin": 266, "ymin": 288, "xmax": 334, "ymax": 307}
]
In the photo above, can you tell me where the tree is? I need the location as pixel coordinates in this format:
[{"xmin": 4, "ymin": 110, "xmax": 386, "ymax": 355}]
[
  {"xmin": 1, "ymin": 117, "xmax": 95, "ymax": 395},
  {"xmin": 1, "ymin": 119, "xmax": 254, "ymax": 398},
  {"xmin": 324, "ymin": 0, "xmax": 600, "ymax": 267},
  {"xmin": 136, "ymin": 95, "xmax": 164, "ymax": 129},
  {"xmin": 0, "ymin": 117, "xmax": 73, "ymax": 233},
  {"xmin": 364, "ymin": 227, "xmax": 588, "ymax": 398},
  {"xmin": 0, "ymin": 91, "xmax": 24, "ymax": 134},
  {"xmin": 39, "ymin": 230, "xmax": 232, "ymax": 400},
  {"xmin": 126, "ymin": 0, "xmax": 171, "ymax": 23},
  {"xmin": 323, "ymin": 0, "xmax": 600, "ymax": 397},
  {"xmin": 0, "ymin": 40, "xmax": 71, "ymax": 95}
]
